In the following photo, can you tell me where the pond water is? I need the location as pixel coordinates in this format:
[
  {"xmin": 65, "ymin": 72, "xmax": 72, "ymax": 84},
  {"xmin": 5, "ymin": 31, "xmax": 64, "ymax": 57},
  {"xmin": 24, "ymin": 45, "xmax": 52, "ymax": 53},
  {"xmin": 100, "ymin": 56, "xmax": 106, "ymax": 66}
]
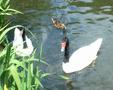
[{"xmin": 11, "ymin": 0, "xmax": 113, "ymax": 90}]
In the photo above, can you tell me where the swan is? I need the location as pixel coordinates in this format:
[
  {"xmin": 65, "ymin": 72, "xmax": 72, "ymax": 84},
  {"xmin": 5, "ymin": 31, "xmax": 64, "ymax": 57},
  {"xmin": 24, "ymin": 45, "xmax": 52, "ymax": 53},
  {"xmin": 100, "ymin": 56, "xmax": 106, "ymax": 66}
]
[
  {"xmin": 61, "ymin": 37, "xmax": 103, "ymax": 73},
  {"xmin": 51, "ymin": 18, "xmax": 66, "ymax": 30},
  {"xmin": 13, "ymin": 28, "xmax": 34, "ymax": 57}
]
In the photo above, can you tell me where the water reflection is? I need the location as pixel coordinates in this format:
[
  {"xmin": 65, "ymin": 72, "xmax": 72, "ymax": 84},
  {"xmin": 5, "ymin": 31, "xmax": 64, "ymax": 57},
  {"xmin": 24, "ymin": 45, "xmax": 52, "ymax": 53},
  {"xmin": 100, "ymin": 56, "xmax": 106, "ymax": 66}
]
[
  {"xmin": 10, "ymin": 0, "xmax": 113, "ymax": 90},
  {"xmin": 76, "ymin": 0, "xmax": 93, "ymax": 3}
]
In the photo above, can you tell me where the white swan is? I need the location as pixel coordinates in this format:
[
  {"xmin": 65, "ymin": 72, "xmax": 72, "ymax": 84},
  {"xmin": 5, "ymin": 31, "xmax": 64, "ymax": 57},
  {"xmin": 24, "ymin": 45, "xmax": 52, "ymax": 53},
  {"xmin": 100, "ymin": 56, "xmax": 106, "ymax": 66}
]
[
  {"xmin": 13, "ymin": 28, "xmax": 34, "ymax": 57},
  {"xmin": 61, "ymin": 37, "xmax": 103, "ymax": 73}
]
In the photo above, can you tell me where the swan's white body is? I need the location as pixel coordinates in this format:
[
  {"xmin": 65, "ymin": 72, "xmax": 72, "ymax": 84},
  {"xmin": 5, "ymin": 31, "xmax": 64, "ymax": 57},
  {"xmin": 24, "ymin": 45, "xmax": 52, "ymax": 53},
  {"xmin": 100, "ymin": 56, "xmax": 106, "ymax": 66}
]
[
  {"xmin": 13, "ymin": 28, "xmax": 34, "ymax": 57},
  {"xmin": 62, "ymin": 38, "xmax": 103, "ymax": 73}
]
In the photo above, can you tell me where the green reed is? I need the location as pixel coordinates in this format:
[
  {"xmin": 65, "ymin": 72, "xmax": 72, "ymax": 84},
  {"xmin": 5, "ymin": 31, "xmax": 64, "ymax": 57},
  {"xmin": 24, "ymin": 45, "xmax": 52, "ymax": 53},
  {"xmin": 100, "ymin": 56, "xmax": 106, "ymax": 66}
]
[
  {"xmin": 0, "ymin": 0, "xmax": 49, "ymax": 90},
  {"xmin": 0, "ymin": 43, "xmax": 49, "ymax": 90},
  {"xmin": 0, "ymin": 0, "xmax": 22, "ymax": 26}
]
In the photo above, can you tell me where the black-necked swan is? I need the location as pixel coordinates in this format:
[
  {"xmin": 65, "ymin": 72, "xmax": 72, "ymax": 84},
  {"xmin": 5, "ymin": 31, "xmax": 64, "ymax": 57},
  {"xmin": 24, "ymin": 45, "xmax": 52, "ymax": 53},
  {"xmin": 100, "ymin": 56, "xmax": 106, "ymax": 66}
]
[
  {"xmin": 13, "ymin": 28, "xmax": 34, "ymax": 57},
  {"xmin": 61, "ymin": 37, "xmax": 103, "ymax": 73}
]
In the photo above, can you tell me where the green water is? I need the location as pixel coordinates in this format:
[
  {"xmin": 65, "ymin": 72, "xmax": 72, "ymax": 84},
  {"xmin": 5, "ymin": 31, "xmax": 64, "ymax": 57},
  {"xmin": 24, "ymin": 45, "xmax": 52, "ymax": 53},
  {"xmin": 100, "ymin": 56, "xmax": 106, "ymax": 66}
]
[{"xmin": 10, "ymin": 0, "xmax": 113, "ymax": 90}]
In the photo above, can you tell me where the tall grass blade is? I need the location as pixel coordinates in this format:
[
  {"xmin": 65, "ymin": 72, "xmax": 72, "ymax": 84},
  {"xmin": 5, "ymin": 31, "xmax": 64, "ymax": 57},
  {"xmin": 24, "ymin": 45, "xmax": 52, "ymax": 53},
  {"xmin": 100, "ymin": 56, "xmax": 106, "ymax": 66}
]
[
  {"xmin": 0, "ymin": 25, "xmax": 24, "ymax": 42},
  {"xmin": 7, "ymin": 8, "xmax": 23, "ymax": 14},
  {"xmin": 0, "ymin": 0, "xmax": 3, "ymax": 5},
  {"xmin": 27, "ymin": 63, "xmax": 32, "ymax": 90},
  {"xmin": 4, "ymin": 0, "xmax": 10, "ymax": 8},
  {"xmin": 58, "ymin": 75, "xmax": 70, "ymax": 80},
  {"xmin": 5, "ymin": 44, "xmax": 11, "ymax": 64},
  {"xmin": 0, "ymin": 23, "xmax": 10, "ymax": 31},
  {"xmin": 0, "ymin": 6, "xmax": 4, "ymax": 11},
  {"xmin": 9, "ymin": 65, "xmax": 22, "ymax": 90},
  {"xmin": 41, "ymin": 73, "xmax": 50, "ymax": 78}
]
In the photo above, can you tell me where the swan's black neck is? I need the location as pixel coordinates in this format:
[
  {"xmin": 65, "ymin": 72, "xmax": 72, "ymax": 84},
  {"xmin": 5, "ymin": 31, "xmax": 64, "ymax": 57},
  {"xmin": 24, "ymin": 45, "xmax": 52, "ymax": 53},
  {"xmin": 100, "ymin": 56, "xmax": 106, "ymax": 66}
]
[
  {"xmin": 22, "ymin": 30, "xmax": 25, "ymax": 41},
  {"xmin": 63, "ymin": 37, "xmax": 69, "ymax": 63},
  {"xmin": 22, "ymin": 30, "xmax": 27, "ymax": 48}
]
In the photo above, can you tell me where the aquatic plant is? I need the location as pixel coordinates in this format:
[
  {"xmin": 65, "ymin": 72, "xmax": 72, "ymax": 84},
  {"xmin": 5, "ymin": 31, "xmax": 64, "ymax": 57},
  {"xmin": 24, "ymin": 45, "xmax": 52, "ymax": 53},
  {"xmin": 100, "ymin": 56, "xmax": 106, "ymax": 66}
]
[
  {"xmin": 0, "ymin": 0, "xmax": 22, "ymax": 27},
  {"xmin": 0, "ymin": 42, "xmax": 49, "ymax": 90},
  {"xmin": 0, "ymin": 0, "xmax": 50, "ymax": 90},
  {"xmin": 0, "ymin": 0, "xmax": 22, "ymax": 46}
]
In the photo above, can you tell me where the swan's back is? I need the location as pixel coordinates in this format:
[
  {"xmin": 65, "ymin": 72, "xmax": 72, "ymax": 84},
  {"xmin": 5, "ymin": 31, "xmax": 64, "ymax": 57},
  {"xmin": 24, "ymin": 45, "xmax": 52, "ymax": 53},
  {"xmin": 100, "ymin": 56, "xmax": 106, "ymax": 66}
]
[
  {"xmin": 88, "ymin": 38, "xmax": 102, "ymax": 55},
  {"xmin": 62, "ymin": 38, "xmax": 103, "ymax": 73},
  {"xmin": 13, "ymin": 28, "xmax": 34, "ymax": 57},
  {"xmin": 15, "ymin": 36, "xmax": 34, "ymax": 57}
]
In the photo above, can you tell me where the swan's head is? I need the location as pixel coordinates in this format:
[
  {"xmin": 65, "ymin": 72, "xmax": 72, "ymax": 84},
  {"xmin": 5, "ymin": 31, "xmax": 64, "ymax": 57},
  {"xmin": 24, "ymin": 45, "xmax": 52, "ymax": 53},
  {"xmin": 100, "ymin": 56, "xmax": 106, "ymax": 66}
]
[
  {"xmin": 61, "ymin": 36, "xmax": 70, "ymax": 63},
  {"xmin": 61, "ymin": 37, "xmax": 69, "ymax": 52}
]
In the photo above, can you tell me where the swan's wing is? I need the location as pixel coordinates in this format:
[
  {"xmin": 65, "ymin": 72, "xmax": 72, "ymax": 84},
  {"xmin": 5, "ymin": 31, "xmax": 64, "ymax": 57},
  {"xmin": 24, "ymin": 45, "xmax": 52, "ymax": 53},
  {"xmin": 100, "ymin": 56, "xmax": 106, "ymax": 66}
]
[
  {"xmin": 15, "ymin": 36, "xmax": 34, "ymax": 57},
  {"xmin": 13, "ymin": 28, "xmax": 23, "ymax": 47},
  {"xmin": 69, "ymin": 38, "xmax": 102, "ymax": 63},
  {"xmin": 68, "ymin": 39, "xmax": 102, "ymax": 72},
  {"xmin": 25, "ymin": 36, "xmax": 34, "ymax": 49},
  {"xmin": 69, "ymin": 46, "xmax": 97, "ymax": 64},
  {"xmin": 62, "ymin": 47, "xmax": 98, "ymax": 73}
]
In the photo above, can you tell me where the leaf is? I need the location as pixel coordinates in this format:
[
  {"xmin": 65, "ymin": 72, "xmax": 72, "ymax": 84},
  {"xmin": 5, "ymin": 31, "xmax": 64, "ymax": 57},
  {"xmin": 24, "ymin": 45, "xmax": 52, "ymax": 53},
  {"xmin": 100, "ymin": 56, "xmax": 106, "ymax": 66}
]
[
  {"xmin": 0, "ymin": 6, "xmax": 4, "ymax": 11},
  {"xmin": 27, "ymin": 63, "xmax": 32, "ymax": 90},
  {"xmin": 0, "ymin": 64, "xmax": 4, "ymax": 76},
  {"xmin": 35, "ymin": 77, "xmax": 43, "ymax": 88},
  {"xmin": 10, "ymin": 59, "xmax": 28, "ymax": 72},
  {"xmin": 58, "ymin": 75, "xmax": 70, "ymax": 80},
  {"xmin": 0, "ymin": 47, "xmax": 7, "ymax": 58},
  {"xmin": 9, "ymin": 59, "xmax": 20, "ymax": 64},
  {"xmin": 0, "ymin": 25, "xmax": 24, "ymax": 42},
  {"xmin": 41, "ymin": 73, "xmax": 51, "ymax": 78},
  {"xmin": 0, "ymin": 12, "xmax": 12, "ymax": 15},
  {"xmin": 4, "ymin": 0, "xmax": 10, "ymax": 8},
  {"xmin": 5, "ymin": 5, "xmax": 10, "ymax": 10},
  {"xmin": 26, "ymin": 58, "xmax": 48, "ymax": 66},
  {"xmin": 0, "ymin": 0, "xmax": 3, "ymax": 5},
  {"xmin": 5, "ymin": 44, "xmax": 12, "ymax": 63},
  {"xmin": 0, "ymin": 85, "xmax": 2, "ymax": 90},
  {"xmin": 39, "ymin": 59, "xmax": 48, "ymax": 66},
  {"xmin": 7, "ymin": 8, "xmax": 23, "ymax": 14},
  {"xmin": 39, "ymin": 43, "xmax": 43, "ymax": 62},
  {"xmin": 9, "ymin": 65, "xmax": 22, "ymax": 90},
  {"xmin": 0, "ymin": 23, "xmax": 10, "ymax": 31},
  {"xmin": 4, "ymin": 84, "xmax": 8, "ymax": 90}
]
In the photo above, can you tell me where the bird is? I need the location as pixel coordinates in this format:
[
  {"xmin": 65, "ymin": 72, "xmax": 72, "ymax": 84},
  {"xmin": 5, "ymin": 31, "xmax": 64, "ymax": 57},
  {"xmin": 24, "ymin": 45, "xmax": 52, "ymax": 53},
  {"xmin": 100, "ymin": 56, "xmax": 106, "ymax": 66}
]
[
  {"xmin": 61, "ymin": 37, "xmax": 103, "ymax": 73},
  {"xmin": 51, "ymin": 18, "xmax": 66, "ymax": 30},
  {"xmin": 13, "ymin": 28, "xmax": 34, "ymax": 57}
]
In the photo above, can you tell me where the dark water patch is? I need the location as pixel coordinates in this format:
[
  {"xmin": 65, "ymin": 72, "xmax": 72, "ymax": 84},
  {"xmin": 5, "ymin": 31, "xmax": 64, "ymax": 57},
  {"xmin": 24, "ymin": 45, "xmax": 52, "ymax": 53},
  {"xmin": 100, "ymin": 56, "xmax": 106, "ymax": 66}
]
[
  {"xmin": 68, "ymin": 5, "xmax": 77, "ymax": 10},
  {"xmin": 95, "ymin": 17, "xmax": 109, "ymax": 21},
  {"xmin": 109, "ymin": 19, "xmax": 113, "ymax": 23}
]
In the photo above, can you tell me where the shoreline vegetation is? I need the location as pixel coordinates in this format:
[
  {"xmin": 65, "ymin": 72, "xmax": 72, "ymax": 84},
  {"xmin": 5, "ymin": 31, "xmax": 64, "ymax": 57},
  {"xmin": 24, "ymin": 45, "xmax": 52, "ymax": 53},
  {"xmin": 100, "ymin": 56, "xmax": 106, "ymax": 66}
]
[{"xmin": 0, "ymin": 0, "xmax": 49, "ymax": 90}]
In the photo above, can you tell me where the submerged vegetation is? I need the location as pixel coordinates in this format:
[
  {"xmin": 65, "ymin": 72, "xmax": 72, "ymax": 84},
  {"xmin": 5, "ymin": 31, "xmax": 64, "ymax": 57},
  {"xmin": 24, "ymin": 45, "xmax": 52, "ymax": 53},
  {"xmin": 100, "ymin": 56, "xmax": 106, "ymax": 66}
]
[{"xmin": 0, "ymin": 0, "xmax": 49, "ymax": 90}]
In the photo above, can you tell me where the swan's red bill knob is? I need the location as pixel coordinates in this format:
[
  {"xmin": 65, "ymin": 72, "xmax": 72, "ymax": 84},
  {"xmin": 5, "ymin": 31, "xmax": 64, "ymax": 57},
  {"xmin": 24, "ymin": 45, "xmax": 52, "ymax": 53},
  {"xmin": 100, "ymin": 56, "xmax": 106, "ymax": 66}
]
[{"xmin": 61, "ymin": 42, "xmax": 66, "ymax": 52}]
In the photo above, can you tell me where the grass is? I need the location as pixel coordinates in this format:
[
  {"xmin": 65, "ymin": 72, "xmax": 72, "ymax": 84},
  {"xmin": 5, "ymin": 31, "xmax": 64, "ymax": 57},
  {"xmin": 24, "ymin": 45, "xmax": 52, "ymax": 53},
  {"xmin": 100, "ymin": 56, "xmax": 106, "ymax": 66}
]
[
  {"xmin": 0, "ymin": 43, "xmax": 49, "ymax": 90},
  {"xmin": 0, "ymin": 0, "xmax": 49, "ymax": 90}
]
